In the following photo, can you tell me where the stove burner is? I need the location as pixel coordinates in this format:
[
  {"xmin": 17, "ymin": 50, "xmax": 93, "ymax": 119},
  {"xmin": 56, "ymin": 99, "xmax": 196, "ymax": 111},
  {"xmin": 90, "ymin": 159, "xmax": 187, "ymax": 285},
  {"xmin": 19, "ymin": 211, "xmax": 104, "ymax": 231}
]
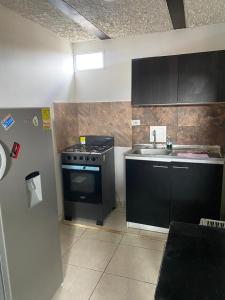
[{"xmin": 64, "ymin": 144, "xmax": 110, "ymax": 154}]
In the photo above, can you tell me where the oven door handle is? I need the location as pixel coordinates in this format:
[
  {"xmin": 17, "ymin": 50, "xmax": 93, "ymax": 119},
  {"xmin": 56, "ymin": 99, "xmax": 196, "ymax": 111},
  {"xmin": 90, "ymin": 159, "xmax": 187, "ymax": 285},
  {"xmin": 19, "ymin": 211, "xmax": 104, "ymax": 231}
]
[{"xmin": 62, "ymin": 165, "xmax": 100, "ymax": 172}]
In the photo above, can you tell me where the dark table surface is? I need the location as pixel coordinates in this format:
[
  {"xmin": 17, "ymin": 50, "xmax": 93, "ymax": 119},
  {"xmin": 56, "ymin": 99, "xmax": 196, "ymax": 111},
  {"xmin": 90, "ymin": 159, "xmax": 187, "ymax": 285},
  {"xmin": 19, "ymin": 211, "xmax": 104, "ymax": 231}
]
[{"xmin": 155, "ymin": 222, "xmax": 225, "ymax": 300}]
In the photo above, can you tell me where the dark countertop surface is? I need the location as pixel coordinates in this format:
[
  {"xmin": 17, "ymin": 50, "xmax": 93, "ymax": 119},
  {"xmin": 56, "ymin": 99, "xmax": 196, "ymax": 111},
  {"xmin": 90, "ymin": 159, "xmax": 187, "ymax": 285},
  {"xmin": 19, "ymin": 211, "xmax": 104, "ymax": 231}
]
[{"xmin": 155, "ymin": 222, "xmax": 225, "ymax": 300}]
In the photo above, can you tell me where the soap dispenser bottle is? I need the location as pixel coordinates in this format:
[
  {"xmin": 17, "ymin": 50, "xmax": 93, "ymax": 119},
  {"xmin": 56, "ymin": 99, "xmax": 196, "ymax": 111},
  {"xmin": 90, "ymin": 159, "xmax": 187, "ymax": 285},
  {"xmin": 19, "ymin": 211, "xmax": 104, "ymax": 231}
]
[{"xmin": 166, "ymin": 136, "xmax": 173, "ymax": 150}]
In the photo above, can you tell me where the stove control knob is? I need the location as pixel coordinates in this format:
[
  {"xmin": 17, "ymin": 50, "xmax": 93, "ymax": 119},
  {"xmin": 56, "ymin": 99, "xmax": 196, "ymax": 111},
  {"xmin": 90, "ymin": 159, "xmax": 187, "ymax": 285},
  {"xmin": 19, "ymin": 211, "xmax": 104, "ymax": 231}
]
[
  {"xmin": 80, "ymin": 156, "xmax": 84, "ymax": 160},
  {"xmin": 73, "ymin": 156, "xmax": 77, "ymax": 160},
  {"xmin": 91, "ymin": 157, "xmax": 96, "ymax": 161},
  {"xmin": 67, "ymin": 156, "xmax": 71, "ymax": 160},
  {"xmin": 86, "ymin": 157, "xmax": 89, "ymax": 161}
]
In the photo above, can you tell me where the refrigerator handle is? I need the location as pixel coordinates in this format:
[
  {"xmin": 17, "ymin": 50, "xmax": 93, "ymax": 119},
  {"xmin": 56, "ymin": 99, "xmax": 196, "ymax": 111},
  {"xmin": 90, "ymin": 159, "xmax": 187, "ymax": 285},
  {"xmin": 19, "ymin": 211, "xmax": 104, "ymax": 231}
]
[{"xmin": 0, "ymin": 144, "xmax": 7, "ymax": 181}]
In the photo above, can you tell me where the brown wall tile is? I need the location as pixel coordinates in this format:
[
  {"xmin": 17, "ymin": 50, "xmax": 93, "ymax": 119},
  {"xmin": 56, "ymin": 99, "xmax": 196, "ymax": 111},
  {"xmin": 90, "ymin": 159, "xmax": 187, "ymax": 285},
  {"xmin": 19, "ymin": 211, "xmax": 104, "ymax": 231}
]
[
  {"xmin": 54, "ymin": 101, "xmax": 225, "ymax": 153},
  {"xmin": 178, "ymin": 104, "xmax": 225, "ymax": 127},
  {"xmin": 177, "ymin": 125, "xmax": 225, "ymax": 151},
  {"xmin": 132, "ymin": 126, "xmax": 150, "ymax": 145},
  {"xmin": 132, "ymin": 106, "xmax": 177, "ymax": 126},
  {"xmin": 53, "ymin": 103, "xmax": 79, "ymax": 152},
  {"xmin": 54, "ymin": 101, "xmax": 132, "ymax": 151}
]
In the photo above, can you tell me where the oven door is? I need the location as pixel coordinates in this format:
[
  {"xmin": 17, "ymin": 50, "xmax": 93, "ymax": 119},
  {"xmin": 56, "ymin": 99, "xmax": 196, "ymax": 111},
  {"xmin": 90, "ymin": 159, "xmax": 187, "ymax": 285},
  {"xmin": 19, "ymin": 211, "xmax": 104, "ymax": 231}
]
[{"xmin": 62, "ymin": 164, "xmax": 102, "ymax": 204}]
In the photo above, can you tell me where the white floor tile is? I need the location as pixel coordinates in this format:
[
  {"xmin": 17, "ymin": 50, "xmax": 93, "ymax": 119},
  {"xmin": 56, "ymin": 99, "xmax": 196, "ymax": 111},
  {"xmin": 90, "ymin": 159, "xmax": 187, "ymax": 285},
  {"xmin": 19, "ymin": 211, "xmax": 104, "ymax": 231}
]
[
  {"xmin": 90, "ymin": 274, "xmax": 156, "ymax": 300},
  {"xmin": 60, "ymin": 234, "xmax": 80, "ymax": 256},
  {"xmin": 139, "ymin": 230, "xmax": 168, "ymax": 241},
  {"xmin": 60, "ymin": 223, "xmax": 86, "ymax": 237},
  {"xmin": 82, "ymin": 229, "xmax": 123, "ymax": 244},
  {"xmin": 106, "ymin": 244, "xmax": 162, "ymax": 284},
  {"xmin": 52, "ymin": 264, "xmax": 102, "ymax": 300},
  {"xmin": 121, "ymin": 234, "xmax": 165, "ymax": 251},
  {"xmin": 63, "ymin": 238, "xmax": 117, "ymax": 271}
]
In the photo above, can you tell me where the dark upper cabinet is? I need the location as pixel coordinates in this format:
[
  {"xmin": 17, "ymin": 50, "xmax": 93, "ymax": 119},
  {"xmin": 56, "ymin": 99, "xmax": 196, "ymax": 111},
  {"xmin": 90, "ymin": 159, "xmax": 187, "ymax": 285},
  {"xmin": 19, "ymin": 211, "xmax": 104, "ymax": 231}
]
[
  {"xmin": 132, "ymin": 56, "xmax": 178, "ymax": 105},
  {"xmin": 178, "ymin": 51, "xmax": 225, "ymax": 103},
  {"xmin": 132, "ymin": 50, "xmax": 225, "ymax": 105},
  {"xmin": 215, "ymin": 50, "xmax": 225, "ymax": 100}
]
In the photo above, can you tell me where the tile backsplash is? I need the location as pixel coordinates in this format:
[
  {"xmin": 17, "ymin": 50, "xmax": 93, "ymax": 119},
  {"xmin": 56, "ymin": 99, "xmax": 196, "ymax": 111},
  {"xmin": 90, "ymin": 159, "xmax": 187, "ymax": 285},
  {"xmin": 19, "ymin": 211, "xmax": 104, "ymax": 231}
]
[
  {"xmin": 54, "ymin": 102, "xmax": 225, "ymax": 152},
  {"xmin": 132, "ymin": 104, "xmax": 225, "ymax": 151},
  {"xmin": 54, "ymin": 101, "xmax": 132, "ymax": 152}
]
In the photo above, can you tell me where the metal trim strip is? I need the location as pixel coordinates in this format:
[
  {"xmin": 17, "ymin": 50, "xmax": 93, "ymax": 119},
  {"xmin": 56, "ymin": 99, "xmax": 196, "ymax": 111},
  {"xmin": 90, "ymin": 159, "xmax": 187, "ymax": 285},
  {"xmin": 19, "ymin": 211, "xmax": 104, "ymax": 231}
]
[
  {"xmin": 125, "ymin": 155, "xmax": 224, "ymax": 165},
  {"xmin": 62, "ymin": 165, "xmax": 100, "ymax": 171}
]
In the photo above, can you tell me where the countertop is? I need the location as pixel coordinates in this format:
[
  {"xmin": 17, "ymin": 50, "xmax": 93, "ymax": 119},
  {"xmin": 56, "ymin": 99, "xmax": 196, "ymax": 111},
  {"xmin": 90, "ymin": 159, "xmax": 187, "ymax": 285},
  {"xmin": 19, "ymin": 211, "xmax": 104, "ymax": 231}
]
[
  {"xmin": 125, "ymin": 144, "xmax": 225, "ymax": 164},
  {"xmin": 155, "ymin": 222, "xmax": 225, "ymax": 300}
]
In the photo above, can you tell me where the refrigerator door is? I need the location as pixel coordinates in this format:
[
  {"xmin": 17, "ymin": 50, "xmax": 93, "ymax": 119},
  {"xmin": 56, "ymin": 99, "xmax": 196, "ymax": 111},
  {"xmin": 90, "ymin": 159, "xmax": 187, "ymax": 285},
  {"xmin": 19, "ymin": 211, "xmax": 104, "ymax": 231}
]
[{"xmin": 0, "ymin": 108, "xmax": 62, "ymax": 300}]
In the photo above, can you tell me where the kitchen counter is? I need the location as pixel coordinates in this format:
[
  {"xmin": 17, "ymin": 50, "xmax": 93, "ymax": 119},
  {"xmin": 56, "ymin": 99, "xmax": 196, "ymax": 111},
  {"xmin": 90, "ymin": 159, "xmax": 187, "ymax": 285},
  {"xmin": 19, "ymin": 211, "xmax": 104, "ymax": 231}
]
[
  {"xmin": 125, "ymin": 144, "xmax": 224, "ymax": 165},
  {"xmin": 155, "ymin": 222, "xmax": 225, "ymax": 300}
]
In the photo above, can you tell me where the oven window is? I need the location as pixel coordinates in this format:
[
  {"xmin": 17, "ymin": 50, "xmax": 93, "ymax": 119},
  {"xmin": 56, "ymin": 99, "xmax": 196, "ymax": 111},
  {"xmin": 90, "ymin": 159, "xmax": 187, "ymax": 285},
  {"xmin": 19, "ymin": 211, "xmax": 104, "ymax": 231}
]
[
  {"xmin": 70, "ymin": 173, "xmax": 95, "ymax": 194},
  {"xmin": 62, "ymin": 166, "xmax": 102, "ymax": 204}
]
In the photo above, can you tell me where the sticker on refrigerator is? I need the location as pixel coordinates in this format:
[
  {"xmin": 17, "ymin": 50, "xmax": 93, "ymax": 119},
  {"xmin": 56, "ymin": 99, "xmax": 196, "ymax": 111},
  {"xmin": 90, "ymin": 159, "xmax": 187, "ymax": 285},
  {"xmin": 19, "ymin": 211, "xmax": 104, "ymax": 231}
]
[
  {"xmin": 1, "ymin": 114, "xmax": 15, "ymax": 130},
  {"xmin": 41, "ymin": 108, "xmax": 51, "ymax": 130},
  {"xmin": 32, "ymin": 116, "xmax": 39, "ymax": 127},
  {"xmin": 10, "ymin": 142, "xmax": 21, "ymax": 159}
]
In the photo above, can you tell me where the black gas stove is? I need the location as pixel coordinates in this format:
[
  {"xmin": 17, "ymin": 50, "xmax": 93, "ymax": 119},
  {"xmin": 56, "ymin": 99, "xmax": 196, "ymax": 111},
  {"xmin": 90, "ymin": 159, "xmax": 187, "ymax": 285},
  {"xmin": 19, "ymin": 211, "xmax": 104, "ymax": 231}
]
[
  {"xmin": 61, "ymin": 136, "xmax": 115, "ymax": 225},
  {"xmin": 62, "ymin": 136, "xmax": 114, "ymax": 165}
]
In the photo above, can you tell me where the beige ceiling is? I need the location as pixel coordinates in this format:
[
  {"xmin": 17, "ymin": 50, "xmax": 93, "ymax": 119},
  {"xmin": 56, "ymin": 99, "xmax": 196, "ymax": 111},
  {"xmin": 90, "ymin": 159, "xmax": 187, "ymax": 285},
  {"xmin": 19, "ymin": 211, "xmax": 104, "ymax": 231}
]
[
  {"xmin": 0, "ymin": 0, "xmax": 225, "ymax": 43},
  {"xmin": 66, "ymin": 0, "xmax": 173, "ymax": 38},
  {"xmin": 185, "ymin": 0, "xmax": 225, "ymax": 27}
]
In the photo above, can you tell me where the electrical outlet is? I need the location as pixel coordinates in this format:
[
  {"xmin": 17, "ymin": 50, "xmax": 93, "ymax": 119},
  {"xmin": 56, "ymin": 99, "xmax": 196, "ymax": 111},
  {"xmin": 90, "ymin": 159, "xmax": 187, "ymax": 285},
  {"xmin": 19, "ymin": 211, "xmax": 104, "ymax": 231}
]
[
  {"xmin": 150, "ymin": 126, "xmax": 167, "ymax": 143},
  {"xmin": 131, "ymin": 120, "xmax": 140, "ymax": 126}
]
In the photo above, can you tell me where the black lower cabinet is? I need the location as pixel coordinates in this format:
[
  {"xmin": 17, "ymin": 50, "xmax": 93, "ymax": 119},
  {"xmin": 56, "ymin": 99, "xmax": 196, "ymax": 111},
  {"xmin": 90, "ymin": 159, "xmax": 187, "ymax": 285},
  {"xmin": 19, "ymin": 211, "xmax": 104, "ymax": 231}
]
[
  {"xmin": 126, "ymin": 159, "xmax": 223, "ymax": 228},
  {"xmin": 126, "ymin": 160, "xmax": 171, "ymax": 228},
  {"xmin": 171, "ymin": 163, "xmax": 223, "ymax": 224}
]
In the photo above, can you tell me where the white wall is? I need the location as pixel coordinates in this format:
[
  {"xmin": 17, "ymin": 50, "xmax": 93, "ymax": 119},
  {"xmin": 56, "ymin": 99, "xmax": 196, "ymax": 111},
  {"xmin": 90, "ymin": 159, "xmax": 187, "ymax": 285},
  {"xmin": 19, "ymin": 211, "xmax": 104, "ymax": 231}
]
[
  {"xmin": 0, "ymin": 4, "xmax": 75, "ymax": 107},
  {"xmin": 73, "ymin": 22, "xmax": 225, "ymax": 102},
  {"xmin": 114, "ymin": 147, "xmax": 130, "ymax": 207},
  {"xmin": 0, "ymin": 4, "xmax": 75, "ymax": 219}
]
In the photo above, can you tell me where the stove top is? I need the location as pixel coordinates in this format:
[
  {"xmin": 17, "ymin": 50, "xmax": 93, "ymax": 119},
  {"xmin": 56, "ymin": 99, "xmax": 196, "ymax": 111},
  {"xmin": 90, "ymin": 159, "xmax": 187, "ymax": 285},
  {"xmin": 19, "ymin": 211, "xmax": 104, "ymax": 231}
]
[{"xmin": 63, "ymin": 144, "xmax": 112, "ymax": 154}]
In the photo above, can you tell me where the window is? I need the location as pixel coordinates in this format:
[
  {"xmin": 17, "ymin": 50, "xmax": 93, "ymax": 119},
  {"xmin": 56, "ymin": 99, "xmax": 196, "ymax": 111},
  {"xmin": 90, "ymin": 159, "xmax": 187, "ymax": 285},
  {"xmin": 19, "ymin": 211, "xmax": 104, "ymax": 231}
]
[{"xmin": 75, "ymin": 52, "xmax": 104, "ymax": 71}]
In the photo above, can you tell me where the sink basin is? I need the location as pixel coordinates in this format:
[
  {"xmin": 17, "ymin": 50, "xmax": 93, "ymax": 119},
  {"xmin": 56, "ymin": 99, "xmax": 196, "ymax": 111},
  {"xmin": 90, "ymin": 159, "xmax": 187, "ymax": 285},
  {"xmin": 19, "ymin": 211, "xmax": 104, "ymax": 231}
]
[{"xmin": 132, "ymin": 148, "xmax": 170, "ymax": 155}]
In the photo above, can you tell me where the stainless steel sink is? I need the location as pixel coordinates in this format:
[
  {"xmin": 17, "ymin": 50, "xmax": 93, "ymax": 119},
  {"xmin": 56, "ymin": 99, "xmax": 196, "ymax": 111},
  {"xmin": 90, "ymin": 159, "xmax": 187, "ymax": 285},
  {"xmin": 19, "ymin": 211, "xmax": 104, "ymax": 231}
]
[{"xmin": 132, "ymin": 148, "xmax": 170, "ymax": 155}]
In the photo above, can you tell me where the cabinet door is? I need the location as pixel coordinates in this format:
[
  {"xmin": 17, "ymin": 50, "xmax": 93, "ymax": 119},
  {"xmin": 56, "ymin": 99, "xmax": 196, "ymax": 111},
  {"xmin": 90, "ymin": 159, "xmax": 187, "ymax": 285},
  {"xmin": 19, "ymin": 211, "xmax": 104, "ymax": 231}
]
[
  {"xmin": 178, "ymin": 51, "xmax": 225, "ymax": 103},
  {"xmin": 132, "ymin": 56, "xmax": 178, "ymax": 105},
  {"xmin": 126, "ymin": 160, "xmax": 171, "ymax": 228},
  {"xmin": 171, "ymin": 163, "xmax": 223, "ymax": 224}
]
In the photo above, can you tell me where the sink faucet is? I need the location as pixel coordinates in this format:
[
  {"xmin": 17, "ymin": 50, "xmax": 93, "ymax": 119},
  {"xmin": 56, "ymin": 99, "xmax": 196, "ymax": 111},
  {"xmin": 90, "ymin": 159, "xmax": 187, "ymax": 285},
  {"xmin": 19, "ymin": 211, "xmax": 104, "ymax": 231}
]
[{"xmin": 153, "ymin": 130, "xmax": 156, "ymax": 148}]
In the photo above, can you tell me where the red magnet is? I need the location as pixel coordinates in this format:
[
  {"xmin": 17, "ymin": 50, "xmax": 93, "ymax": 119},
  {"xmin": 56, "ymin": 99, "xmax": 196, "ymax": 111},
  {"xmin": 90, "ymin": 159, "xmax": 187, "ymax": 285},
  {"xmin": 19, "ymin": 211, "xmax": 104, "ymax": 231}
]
[{"xmin": 10, "ymin": 142, "xmax": 21, "ymax": 159}]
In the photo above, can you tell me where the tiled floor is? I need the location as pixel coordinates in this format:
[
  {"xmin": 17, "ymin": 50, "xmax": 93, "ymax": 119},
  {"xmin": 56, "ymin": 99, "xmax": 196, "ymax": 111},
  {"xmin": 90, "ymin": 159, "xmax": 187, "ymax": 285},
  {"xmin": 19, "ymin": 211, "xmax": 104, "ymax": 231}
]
[{"xmin": 52, "ymin": 220, "xmax": 167, "ymax": 300}]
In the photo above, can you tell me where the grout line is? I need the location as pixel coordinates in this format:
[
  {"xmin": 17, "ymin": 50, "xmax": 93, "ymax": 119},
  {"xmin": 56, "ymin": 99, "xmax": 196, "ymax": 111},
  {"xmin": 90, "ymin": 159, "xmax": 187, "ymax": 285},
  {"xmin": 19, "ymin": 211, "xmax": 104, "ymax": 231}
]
[
  {"xmin": 119, "ymin": 242, "xmax": 164, "ymax": 253},
  {"xmin": 81, "ymin": 237, "xmax": 123, "ymax": 244},
  {"xmin": 61, "ymin": 229, "xmax": 87, "ymax": 259},
  {"xmin": 63, "ymin": 220, "xmax": 125, "ymax": 234},
  {"xmin": 62, "ymin": 261, "xmax": 104, "ymax": 273},
  {"xmin": 104, "ymin": 272, "xmax": 157, "ymax": 286},
  {"xmin": 88, "ymin": 232, "xmax": 125, "ymax": 300},
  {"xmin": 62, "ymin": 220, "xmax": 167, "ymax": 241}
]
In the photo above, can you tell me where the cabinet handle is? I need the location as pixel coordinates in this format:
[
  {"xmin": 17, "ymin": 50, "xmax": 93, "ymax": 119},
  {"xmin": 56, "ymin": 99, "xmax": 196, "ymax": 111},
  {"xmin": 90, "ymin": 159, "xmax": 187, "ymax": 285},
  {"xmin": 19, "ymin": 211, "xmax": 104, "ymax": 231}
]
[
  {"xmin": 173, "ymin": 166, "xmax": 189, "ymax": 170},
  {"xmin": 153, "ymin": 165, "xmax": 168, "ymax": 169}
]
